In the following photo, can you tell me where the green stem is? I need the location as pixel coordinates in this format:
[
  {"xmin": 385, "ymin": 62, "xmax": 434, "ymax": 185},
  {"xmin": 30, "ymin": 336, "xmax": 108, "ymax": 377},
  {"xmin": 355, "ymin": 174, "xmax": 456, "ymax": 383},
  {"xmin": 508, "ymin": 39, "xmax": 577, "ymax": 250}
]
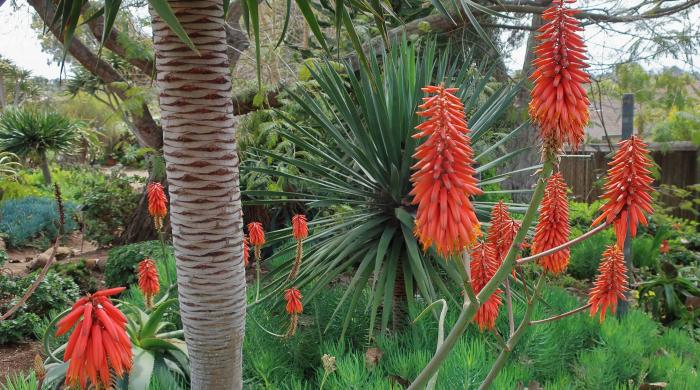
[
  {"xmin": 159, "ymin": 230, "xmax": 173, "ymax": 288},
  {"xmin": 478, "ymin": 275, "xmax": 545, "ymax": 390},
  {"xmin": 408, "ymin": 161, "xmax": 553, "ymax": 390},
  {"xmin": 255, "ymin": 246, "xmax": 262, "ymax": 302},
  {"xmin": 319, "ymin": 372, "xmax": 329, "ymax": 390},
  {"xmin": 156, "ymin": 329, "xmax": 185, "ymax": 339}
]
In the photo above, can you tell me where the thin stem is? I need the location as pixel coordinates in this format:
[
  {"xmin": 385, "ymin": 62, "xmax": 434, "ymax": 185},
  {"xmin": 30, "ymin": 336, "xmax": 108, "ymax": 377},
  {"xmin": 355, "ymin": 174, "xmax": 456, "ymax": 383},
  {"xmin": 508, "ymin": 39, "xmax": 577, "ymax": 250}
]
[
  {"xmin": 461, "ymin": 251, "xmax": 477, "ymax": 306},
  {"xmin": 478, "ymin": 275, "xmax": 546, "ymax": 390},
  {"xmin": 255, "ymin": 246, "xmax": 262, "ymax": 302},
  {"xmin": 408, "ymin": 161, "xmax": 554, "ymax": 390},
  {"xmin": 530, "ymin": 303, "xmax": 592, "ymax": 325},
  {"xmin": 517, "ymin": 223, "xmax": 608, "ymax": 265},
  {"xmin": 158, "ymin": 230, "xmax": 173, "ymax": 287},
  {"xmin": 505, "ymin": 279, "xmax": 515, "ymax": 337}
]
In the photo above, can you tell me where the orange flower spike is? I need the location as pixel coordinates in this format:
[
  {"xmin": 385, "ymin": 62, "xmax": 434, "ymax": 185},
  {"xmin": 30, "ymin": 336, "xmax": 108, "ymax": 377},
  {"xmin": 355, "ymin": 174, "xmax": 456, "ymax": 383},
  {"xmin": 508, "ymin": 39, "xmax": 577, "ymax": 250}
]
[
  {"xmin": 292, "ymin": 214, "xmax": 308, "ymax": 241},
  {"xmin": 529, "ymin": 0, "xmax": 590, "ymax": 152},
  {"xmin": 533, "ymin": 173, "xmax": 571, "ymax": 274},
  {"xmin": 242, "ymin": 235, "xmax": 250, "ymax": 267},
  {"xmin": 284, "ymin": 288, "xmax": 303, "ymax": 314},
  {"xmin": 486, "ymin": 201, "xmax": 520, "ymax": 266},
  {"xmin": 410, "ymin": 85, "xmax": 482, "ymax": 258},
  {"xmin": 592, "ymin": 136, "xmax": 654, "ymax": 248},
  {"xmin": 659, "ymin": 240, "xmax": 669, "ymax": 254},
  {"xmin": 470, "ymin": 242, "xmax": 503, "ymax": 331},
  {"xmin": 588, "ymin": 245, "xmax": 629, "ymax": 321},
  {"xmin": 146, "ymin": 182, "xmax": 168, "ymax": 230},
  {"xmin": 284, "ymin": 287, "xmax": 303, "ymax": 337},
  {"xmin": 248, "ymin": 222, "xmax": 265, "ymax": 247},
  {"xmin": 59, "ymin": 288, "xmax": 133, "ymax": 388},
  {"xmin": 137, "ymin": 259, "xmax": 160, "ymax": 307}
]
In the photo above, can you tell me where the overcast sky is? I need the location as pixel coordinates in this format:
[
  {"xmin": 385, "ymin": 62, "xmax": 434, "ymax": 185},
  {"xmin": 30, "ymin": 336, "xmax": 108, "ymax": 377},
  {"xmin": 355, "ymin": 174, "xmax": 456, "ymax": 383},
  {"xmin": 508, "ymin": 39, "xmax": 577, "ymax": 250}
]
[{"xmin": 1, "ymin": 0, "xmax": 698, "ymax": 79}]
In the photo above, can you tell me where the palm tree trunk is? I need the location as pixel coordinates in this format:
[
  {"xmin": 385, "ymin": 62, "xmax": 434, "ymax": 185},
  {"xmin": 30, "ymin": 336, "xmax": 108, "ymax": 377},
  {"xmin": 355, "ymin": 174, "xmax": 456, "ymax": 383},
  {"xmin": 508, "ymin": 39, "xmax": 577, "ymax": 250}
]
[
  {"xmin": 151, "ymin": 2, "xmax": 246, "ymax": 388},
  {"xmin": 39, "ymin": 150, "xmax": 52, "ymax": 185}
]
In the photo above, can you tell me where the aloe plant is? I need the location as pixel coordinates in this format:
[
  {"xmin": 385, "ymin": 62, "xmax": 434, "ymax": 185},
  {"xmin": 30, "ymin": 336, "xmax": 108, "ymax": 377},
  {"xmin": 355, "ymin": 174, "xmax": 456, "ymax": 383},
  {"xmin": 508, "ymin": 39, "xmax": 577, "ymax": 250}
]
[
  {"xmin": 244, "ymin": 39, "xmax": 537, "ymax": 338},
  {"xmin": 42, "ymin": 292, "xmax": 188, "ymax": 389}
]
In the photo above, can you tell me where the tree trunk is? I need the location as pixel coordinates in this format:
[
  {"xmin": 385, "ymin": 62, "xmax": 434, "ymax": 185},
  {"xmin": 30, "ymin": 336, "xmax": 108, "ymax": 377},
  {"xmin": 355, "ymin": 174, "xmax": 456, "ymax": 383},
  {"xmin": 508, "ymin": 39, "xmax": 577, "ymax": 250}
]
[
  {"xmin": 505, "ymin": 2, "xmax": 549, "ymax": 201},
  {"xmin": 39, "ymin": 150, "xmax": 52, "ymax": 185},
  {"xmin": 151, "ymin": 1, "xmax": 246, "ymax": 389}
]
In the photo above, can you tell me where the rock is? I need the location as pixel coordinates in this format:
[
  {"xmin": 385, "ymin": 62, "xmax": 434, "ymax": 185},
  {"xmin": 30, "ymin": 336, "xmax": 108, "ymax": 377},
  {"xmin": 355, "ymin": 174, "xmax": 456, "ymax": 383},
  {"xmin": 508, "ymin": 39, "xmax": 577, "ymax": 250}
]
[
  {"xmin": 28, "ymin": 246, "xmax": 73, "ymax": 271},
  {"xmin": 35, "ymin": 246, "xmax": 72, "ymax": 264}
]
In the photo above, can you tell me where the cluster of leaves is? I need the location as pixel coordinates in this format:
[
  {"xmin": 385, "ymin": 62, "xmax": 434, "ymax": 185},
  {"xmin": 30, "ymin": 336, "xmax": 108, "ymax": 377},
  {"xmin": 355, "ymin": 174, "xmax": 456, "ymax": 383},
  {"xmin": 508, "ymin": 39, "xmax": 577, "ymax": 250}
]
[
  {"xmin": 104, "ymin": 240, "xmax": 174, "ymax": 288},
  {"xmin": 79, "ymin": 171, "xmax": 143, "ymax": 245},
  {"xmin": 243, "ymin": 284, "xmax": 700, "ymax": 388},
  {"xmin": 50, "ymin": 259, "xmax": 100, "ymax": 294},
  {"xmin": 0, "ymin": 271, "xmax": 79, "ymax": 344},
  {"xmin": 0, "ymin": 196, "xmax": 77, "ymax": 248}
]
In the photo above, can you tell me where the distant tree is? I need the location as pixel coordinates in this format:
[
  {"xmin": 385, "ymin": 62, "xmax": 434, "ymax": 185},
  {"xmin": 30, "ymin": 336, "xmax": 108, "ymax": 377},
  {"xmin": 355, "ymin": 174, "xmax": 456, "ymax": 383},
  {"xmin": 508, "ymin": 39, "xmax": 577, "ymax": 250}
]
[{"xmin": 0, "ymin": 108, "xmax": 81, "ymax": 184}]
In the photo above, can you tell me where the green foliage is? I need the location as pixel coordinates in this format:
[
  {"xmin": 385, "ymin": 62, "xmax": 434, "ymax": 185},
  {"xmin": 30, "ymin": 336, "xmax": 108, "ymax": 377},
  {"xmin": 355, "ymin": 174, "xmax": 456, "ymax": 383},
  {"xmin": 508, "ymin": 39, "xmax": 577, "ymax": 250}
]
[
  {"xmin": 245, "ymin": 39, "xmax": 529, "ymax": 335},
  {"xmin": 242, "ymin": 285, "xmax": 700, "ymax": 388},
  {"xmin": 0, "ymin": 249, "xmax": 7, "ymax": 268},
  {"xmin": 1, "ymin": 271, "xmax": 80, "ymax": 318},
  {"xmin": 568, "ymin": 227, "xmax": 615, "ymax": 280},
  {"xmin": 0, "ymin": 196, "xmax": 77, "ymax": 248},
  {"xmin": 1, "ymin": 371, "xmax": 39, "ymax": 390},
  {"xmin": 0, "ymin": 312, "xmax": 41, "ymax": 344},
  {"xmin": 638, "ymin": 261, "xmax": 700, "ymax": 332},
  {"xmin": 105, "ymin": 240, "xmax": 174, "ymax": 287},
  {"xmin": 80, "ymin": 171, "xmax": 142, "ymax": 245},
  {"xmin": 0, "ymin": 108, "xmax": 82, "ymax": 158},
  {"xmin": 50, "ymin": 259, "xmax": 99, "ymax": 293}
]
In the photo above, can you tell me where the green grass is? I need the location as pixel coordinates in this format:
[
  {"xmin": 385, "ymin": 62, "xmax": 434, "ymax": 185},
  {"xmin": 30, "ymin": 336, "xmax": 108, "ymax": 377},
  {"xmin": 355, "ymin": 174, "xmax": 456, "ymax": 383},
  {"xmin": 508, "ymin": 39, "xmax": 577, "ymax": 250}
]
[{"xmin": 241, "ymin": 285, "xmax": 700, "ymax": 389}]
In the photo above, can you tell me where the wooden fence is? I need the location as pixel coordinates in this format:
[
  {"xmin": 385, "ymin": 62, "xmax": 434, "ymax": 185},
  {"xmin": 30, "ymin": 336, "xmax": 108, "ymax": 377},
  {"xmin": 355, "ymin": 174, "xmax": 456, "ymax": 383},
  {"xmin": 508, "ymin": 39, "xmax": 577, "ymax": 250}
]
[{"xmin": 559, "ymin": 141, "xmax": 699, "ymax": 220}]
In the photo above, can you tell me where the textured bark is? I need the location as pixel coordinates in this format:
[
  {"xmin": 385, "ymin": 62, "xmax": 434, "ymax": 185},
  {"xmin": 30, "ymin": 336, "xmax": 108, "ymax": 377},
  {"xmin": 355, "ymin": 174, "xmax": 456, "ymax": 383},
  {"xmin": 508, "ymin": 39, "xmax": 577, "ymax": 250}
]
[
  {"xmin": 505, "ymin": 3, "xmax": 549, "ymax": 201},
  {"xmin": 39, "ymin": 151, "xmax": 52, "ymax": 185},
  {"xmin": 151, "ymin": 1, "xmax": 245, "ymax": 388}
]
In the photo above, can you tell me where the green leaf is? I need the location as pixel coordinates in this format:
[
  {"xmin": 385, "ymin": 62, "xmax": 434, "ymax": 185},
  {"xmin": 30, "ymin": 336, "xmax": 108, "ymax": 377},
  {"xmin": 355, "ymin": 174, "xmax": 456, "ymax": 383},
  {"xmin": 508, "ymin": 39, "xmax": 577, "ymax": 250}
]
[
  {"xmin": 295, "ymin": 0, "xmax": 330, "ymax": 54},
  {"xmin": 100, "ymin": 0, "xmax": 123, "ymax": 53},
  {"xmin": 129, "ymin": 347, "xmax": 155, "ymax": 390},
  {"xmin": 140, "ymin": 298, "xmax": 178, "ymax": 339},
  {"xmin": 149, "ymin": 0, "xmax": 198, "ymax": 54}
]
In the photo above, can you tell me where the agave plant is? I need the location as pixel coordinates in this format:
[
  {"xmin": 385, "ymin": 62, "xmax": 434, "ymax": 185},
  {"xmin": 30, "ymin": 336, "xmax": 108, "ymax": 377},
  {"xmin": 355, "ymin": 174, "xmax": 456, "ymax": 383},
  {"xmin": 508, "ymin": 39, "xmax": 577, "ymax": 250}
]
[
  {"xmin": 0, "ymin": 109, "xmax": 84, "ymax": 184},
  {"xmin": 244, "ymin": 39, "xmax": 536, "ymax": 338}
]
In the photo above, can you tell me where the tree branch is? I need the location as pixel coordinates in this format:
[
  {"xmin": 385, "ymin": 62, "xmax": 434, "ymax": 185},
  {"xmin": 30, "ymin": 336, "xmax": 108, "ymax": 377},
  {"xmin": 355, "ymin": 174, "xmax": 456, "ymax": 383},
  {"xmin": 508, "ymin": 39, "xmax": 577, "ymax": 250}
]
[
  {"xmin": 516, "ymin": 223, "xmax": 608, "ymax": 266},
  {"xmin": 27, "ymin": 0, "xmax": 163, "ymax": 149},
  {"xmin": 83, "ymin": 1, "xmax": 155, "ymax": 76}
]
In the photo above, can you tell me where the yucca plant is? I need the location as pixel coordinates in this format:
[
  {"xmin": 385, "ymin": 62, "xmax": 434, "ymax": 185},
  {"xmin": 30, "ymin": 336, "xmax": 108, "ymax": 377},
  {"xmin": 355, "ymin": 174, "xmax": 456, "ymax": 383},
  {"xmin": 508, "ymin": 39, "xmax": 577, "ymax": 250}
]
[
  {"xmin": 0, "ymin": 109, "xmax": 83, "ymax": 184},
  {"xmin": 244, "ymin": 38, "xmax": 535, "ymax": 338}
]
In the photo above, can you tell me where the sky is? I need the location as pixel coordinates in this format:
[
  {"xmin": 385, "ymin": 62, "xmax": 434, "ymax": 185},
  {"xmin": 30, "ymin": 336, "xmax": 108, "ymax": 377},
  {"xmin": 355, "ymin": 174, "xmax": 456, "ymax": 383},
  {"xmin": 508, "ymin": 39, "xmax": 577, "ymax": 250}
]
[{"xmin": 1, "ymin": 0, "xmax": 699, "ymax": 79}]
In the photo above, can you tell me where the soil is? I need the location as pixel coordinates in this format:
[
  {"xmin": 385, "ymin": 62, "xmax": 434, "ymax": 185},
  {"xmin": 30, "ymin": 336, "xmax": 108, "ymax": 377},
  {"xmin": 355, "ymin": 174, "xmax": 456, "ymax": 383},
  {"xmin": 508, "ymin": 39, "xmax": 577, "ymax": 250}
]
[
  {"xmin": 0, "ymin": 341, "xmax": 43, "ymax": 379},
  {"xmin": 4, "ymin": 232, "xmax": 107, "ymax": 277}
]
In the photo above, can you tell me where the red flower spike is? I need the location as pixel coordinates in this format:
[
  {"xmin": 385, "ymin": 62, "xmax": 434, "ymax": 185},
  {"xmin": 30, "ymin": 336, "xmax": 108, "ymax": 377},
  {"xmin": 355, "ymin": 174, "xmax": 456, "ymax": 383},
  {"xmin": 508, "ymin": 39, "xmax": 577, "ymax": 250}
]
[
  {"xmin": 243, "ymin": 235, "xmax": 250, "ymax": 267},
  {"xmin": 284, "ymin": 288, "xmax": 303, "ymax": 315},
  {"xmin": 486, "ymin": 201, "xmax": 520, "ymax": 266},
  {"xmin": 592, "ymin": 136, "xmax": 654, "ymax": 248},
  {"xmin": 470, "ymin": 242, "xmax": 503, "ymax": 331},
  {"xmin": 410, "ymin": 85, "xmax": 482, "ymax": 258},
  {"xmin": 137, "ymin": 259, "xmax": 160, "ymax": 307},
  {"xmin": 533, "ymin": 173, "xmax": 571, "ymax": 274},
  {"xmin": 659, "ymin": 240, "xmax": 669, "ymax": 254},
  {"xmin": 292, "ymin": 214, "xmax": 308, "ymax": 241},
  {"xmin": 248, "ymin": 222, "xmax": 265, "ymax": 247},
  {"xmin": 588, "ymin": 245, "xmax": 629, "ymax": 321},
  {"xmin": 529, "ymin": 0, "xmax": 590, "ymax": 152},
  {"xmin": 58, "ymin": 288, "xmax": 133, "ymax": 388},
  {"xmin": 146, "ymin": 182, "xmax": 168, "ymax": 230}
]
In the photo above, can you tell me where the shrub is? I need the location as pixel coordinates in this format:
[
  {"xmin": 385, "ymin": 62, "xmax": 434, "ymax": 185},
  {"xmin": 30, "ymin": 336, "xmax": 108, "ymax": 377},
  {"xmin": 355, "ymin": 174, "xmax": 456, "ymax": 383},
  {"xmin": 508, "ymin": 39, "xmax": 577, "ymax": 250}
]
[
  {"xmin": 0, "ymin": 312, "xmax": 40, "ymax": 344},
  {"xmin": 81, "ymin": 171, "xmax": 142, "ymax": 245},
  {"xmin": 105, "ymin": 240, "xmax": 173, "ymax": 287},
  {"xmin": 2, "ymin": 271, "xmax": 80, "ymax": 318},
  {"xmin": 50, "ymin": 259, "xmax": 99, "ymax": 293},
  {"xmin": 0, "ymin": 249, "xmax": 7, "ymax": 268},
  {"xmin": 0, "ymin": 196, "xmax": 77, "ymax": 248},
  {"xmin": 568, "ymin": 227, "xmax": 615, "ymax": 280}
]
